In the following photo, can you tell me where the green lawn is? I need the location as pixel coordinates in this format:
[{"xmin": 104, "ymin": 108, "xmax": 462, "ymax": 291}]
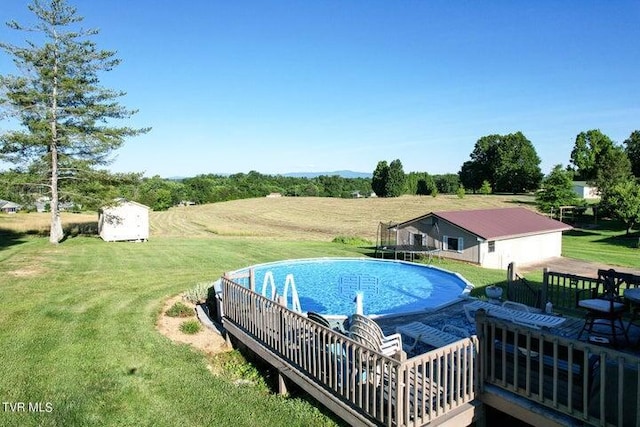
[
  {"xmin": 0, "ymin": 236, "xmax": 367, "ymax": 427},
  {"xmin": 562, "ymin": 221, "xmax": 640, "ymax": 268},
  {"xmin": 1, "ymin": 211, "xmax": 635, "ymax": 426}
]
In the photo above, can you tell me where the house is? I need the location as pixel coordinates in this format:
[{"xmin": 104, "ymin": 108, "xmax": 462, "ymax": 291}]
[
  {"xmin": 0, "ymin": 199, "xmax": 21, "ymax": 214},
  {"xmin": 388, "ymin": 207, "xmax": 572, "ymax": 269},
  {"xmin": 98, "ymin": 199, "xmax": 149, "ymax": 242},
  {"xmin": 572, "ymin": 181, "xmax": 600, "ymax": 199}
]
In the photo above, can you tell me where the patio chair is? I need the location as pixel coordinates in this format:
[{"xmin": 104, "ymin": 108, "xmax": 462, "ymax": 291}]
[
  {"xmin": 464, "ymin": 300, "xmax": 566, "ymax": 329},
  {"xmin": 307, "ymin": 311, "xmax": 348, "ymax": 334},
  {"xmin": 396, "ymin": 321, "xmax": 469, "ymax": 351},
  {"xmin": 348, "ymin": 314, "xmax": 403, "ymax": 358},
  {"xmin": 576, "ymin": 269, "xmax": 629, "ymax": 346}
]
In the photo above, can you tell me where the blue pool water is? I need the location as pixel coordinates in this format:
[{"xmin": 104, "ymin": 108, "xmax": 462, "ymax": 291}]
[{"xmin": 232, "ymin": 258, "xmax": 473, "ymax": 317}]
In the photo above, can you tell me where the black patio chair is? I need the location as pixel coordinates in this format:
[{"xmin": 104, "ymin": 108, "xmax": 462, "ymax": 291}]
[{"xmin": 576, "ymin": 269, "xmax": 629, "ymax": 347}]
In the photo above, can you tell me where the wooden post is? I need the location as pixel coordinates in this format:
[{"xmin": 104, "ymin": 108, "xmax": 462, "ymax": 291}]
[
  {"xmin": 277, "ymin": 370, "xmax": 288, "ymax": 395},
  {"xmin": 475, "ymin": 309, "xmax": 487, "ymax": 394},
  {"xmin": 249, "ymin": 268, "xmax": 255, "ymax": 292},
  {"xmin": 541, "ymin": 268, "xmax": 549, "ymax": 307}
]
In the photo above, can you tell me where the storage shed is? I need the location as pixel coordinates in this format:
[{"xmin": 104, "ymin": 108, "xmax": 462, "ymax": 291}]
[
  {"xmin": 98, "ymin": 199, "xmax": 149, "ymax": 242},
  {"xmin": 572, "ymin": 181, "xmax": 600, "ymax": 199},
  {"xmin": 383, "ymin": 207, "xmax": 572, "ymax": 269}
]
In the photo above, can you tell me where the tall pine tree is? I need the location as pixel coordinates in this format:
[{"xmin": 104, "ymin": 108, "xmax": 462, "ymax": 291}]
[{"xmin": 0, "ymin": 0, "xmax": 149, "ymax": 243}]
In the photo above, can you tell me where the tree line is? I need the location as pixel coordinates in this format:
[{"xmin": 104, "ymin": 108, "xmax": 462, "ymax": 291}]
[{"xmin": 1, "ymin": 1, "xmax": 639, "ymax": 242}]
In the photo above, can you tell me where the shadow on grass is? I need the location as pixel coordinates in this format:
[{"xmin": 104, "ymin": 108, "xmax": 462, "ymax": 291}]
[
  {"xmin": 599, "ymin": 232, "xmax": 640, "ymax": 250},
  {"xmin": 0, "ymin": 221, "xmax": 99, "ymax": 247},
  {"xmin": 0, "ymin": 228, "xmax": 29, "ymax": 250},
  {"xmin": 564, "ymin": 229, "xmax": 602, "ymax": 237}
]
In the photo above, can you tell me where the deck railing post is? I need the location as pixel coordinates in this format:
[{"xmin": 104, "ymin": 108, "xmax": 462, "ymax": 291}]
[{"xmin": 541, "ymin": 267, "xmax": 549, "ymax": 308}]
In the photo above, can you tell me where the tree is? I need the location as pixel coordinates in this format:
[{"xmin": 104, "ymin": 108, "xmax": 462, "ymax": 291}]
[
  {"xmin": 493, "ymin": 132, "xmax": 543, "ymax": 193},
  {"xmin": 479, "ymin": 180, "xmax": 492, "ymax": 195},
  {"xmin": 434, "ymin": 174, "xmax": 460, "ymax": 194},
  {"xmin": 371, "ymin": 160, "xmax": 389, "ymax": 197},
  {"xmin": 569, "ymin": 130, "xmax": 616, "ymax": 181},
  {"xmin": 458, "ymin": 160, "xmax": 482, "ymax": 194},
  {"xmin": 624, "ymin": 130, "xmax": 640, "ymax": 178},
  {"xmin": 0, "ymin": 0, "xmax": 149, "ymax": 243},
  {"xmin": 385, "ymin": 159, "xmax": 405, "ymax": 197},
  {"xmin": 460, "ymin": 132, "xmax": 542, "ymax": 193},
  {"xmin": 535, "ymin": 165, "xmax": 578, "ymax": 214},
  {"xmin": 604, "ymin": 180, "xmax": 640, "ymax": 235}
]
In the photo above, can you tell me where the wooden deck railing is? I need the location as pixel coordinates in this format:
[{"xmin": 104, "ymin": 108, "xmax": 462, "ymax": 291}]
[
  {"xmin": 475, "ymin": 310, "xmax": 640, "ymax": 426},
  {"xmin": 221, "ymin": 277, "xmax": 478, "ymax": 427}
]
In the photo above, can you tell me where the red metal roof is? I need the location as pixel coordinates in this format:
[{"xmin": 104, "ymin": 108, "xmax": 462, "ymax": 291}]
[{"xmin": 426, "ymin": 207, "xmax": 572, "ymax": 240}]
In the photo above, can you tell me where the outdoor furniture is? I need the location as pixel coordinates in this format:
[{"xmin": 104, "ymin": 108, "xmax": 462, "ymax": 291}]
[
  {"xmin": 576, "ymin": 269, "xmax": 629, "ymax": 347},
  {"xmin": 307, "ymin": 311, "xmax": 348, "ymax": 334},
  {"xmin": 625, "ymin": 288, "xmax": 640, "ymax": 345},
  {"xmin": 464, "ymin": 300, "xmax": 566, "ymax": 329},
  {"xmin": 348, "ymin": 314, "xmax": 403, "ymax": 358},
  {"xmin": 396, "ymin": 321, "xmax": 469, "ymax": 351}
]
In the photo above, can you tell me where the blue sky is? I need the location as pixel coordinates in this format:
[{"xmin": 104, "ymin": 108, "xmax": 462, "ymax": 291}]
[{"xmin": 1, "ymin": 1, "xmax": 638, "ymax": 178}]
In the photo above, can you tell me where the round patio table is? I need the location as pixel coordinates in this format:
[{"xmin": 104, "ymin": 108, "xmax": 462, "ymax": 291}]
[{"xmin": 624, "ymin": 288, "xmax": 640, "ymax": 345}]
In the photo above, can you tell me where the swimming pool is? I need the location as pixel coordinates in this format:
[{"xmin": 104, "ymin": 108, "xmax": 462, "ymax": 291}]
[{"xmin": 229, "ymin": 258, "xmax": 473, "ymax": 318}]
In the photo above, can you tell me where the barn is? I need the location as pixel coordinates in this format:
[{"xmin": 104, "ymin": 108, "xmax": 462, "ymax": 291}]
[
  {"xmin": 98, "ymin": 199, "xmax": 149, "ymax": 242},
  {"xmin": 381, "ymin": 207, "xmax": 572, "ymax": 269}
]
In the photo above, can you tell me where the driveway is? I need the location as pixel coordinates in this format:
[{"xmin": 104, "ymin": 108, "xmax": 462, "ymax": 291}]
[{"xmin": 518, "ymin": 257, "xmax": 640, "ymax": 278}]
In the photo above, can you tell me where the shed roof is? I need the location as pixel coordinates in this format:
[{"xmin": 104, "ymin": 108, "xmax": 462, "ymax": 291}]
[{"xmin": 400, "ymin": 207, "xmax": 572, "ymax": 240}]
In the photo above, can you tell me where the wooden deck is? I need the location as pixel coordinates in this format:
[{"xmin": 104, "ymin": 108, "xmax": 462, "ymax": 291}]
[
  {"xmin": 219, "ymin": 274, "xmax": 640, "ymax": 427},
  {"xmin": 375, "ymin": 299, "xmax": 640, "ymax": 354}
]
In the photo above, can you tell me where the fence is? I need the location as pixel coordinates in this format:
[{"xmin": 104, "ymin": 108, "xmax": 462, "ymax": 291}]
[
  {"xmin": 475, "ymin": 310, "xmax": 640, "ymax": 426},
  {"xmin": 221, "ymin": 276, "xmax": 478, "ymax": 427}
]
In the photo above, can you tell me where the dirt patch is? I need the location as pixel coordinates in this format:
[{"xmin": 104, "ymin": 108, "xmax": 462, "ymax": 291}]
[{"xmin": 156, "ymin": 295, "xmax": 229, "ymax": 356}]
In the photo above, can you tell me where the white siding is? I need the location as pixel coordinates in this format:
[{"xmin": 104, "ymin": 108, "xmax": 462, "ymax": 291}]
[
  {"xmin": 98, "ymin": 201, "xmax": 149, "ymax": 242},
  {"xmin": 480, "ymin": 232, "xmax": 563, "ymax": 269}
]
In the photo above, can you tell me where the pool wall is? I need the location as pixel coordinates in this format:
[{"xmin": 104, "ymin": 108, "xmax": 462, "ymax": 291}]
[{"xmin": 217, "ymin": 257, "xmax": 474, "ymax": 319}]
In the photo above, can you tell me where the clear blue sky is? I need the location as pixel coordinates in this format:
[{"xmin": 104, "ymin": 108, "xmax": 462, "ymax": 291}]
[{"xmin": 1, "ymin": 0, "xmax": 638, "ymax": 178}]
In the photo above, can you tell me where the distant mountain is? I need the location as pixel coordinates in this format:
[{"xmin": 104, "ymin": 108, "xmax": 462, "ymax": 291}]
[{"xmin": 282, "ymin": 170, "xmax": 372, "ymax": 179}]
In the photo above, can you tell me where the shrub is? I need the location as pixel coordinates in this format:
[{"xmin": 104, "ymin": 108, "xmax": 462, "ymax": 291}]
[
  {"xmin": 184, "ymin": 282, "xmax": 212, "ymax": 303},
  {"xmin": 331, "ymin": 236, "xmax": 373, "ymax": 246},
  {"xmin": 165, "ymin": 301, "xmax": 193, "ymax": 318},
  {"xmin": 179, "ymin": 319, "xmax": 201, "ymax": 334}
]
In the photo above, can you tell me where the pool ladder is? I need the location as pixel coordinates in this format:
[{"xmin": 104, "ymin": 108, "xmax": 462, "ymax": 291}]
[{"xmin": 261, "ymin": 271, "xmax": 301, "ymax": 313}]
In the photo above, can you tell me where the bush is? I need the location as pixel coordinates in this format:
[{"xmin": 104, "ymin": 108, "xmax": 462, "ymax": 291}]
[
  {"xmin": 331, "ymin": 236, "xmax": 373, "ymax": 246},
  {"xmin": 184, "ymin": 282, "xmax": 212, "ymax": 303},
  {"xmin": 165, "ymin": 301, "xmax": 193, "ymax": 317},
  {"xmin": 179, "ymin": 319, "xmax": 201, "ymax": 334}
]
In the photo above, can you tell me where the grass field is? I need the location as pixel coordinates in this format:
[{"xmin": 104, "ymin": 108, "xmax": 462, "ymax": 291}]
[{"xmin": 0, "ymin": 194, "xmax": 636, "ymax": 426}]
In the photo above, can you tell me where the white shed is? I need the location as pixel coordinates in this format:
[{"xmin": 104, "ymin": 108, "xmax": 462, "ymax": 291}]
[
  {"xmin": 98, "ymin": 199, "xmax": 149, "ymax": 242},
  {"xmin": 572, "ymin": 181, "xmax": 600, "ymax": 199}
]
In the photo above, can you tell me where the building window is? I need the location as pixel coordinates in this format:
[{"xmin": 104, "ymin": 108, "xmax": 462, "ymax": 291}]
[
  {"xmin": 443, "ymin": 236, "xmax": 463, "ymax": 253},
  {"xmin": 412, "ymin": 233, "xmax": 423, "ymax": 247},
  {"xmin": 488, "ymin": 241, "xmax": 495, "ymax": 253}
]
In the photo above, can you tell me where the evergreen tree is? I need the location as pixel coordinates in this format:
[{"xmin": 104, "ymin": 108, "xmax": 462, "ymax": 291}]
[
  {"xmin": 0, "ymin": 0, "xmax": 149, "ymax": 243},
  {"xmin": 371, "ymin": 160, "xmax": 389, "ymax": 197},
  {"xmin": 385, "ymin": 159, "xmax": 405, "ymax": 197}
]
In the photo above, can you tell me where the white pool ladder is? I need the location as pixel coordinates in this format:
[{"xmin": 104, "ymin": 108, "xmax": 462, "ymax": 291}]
[{"xmin": 261, "ymin": 271, "xmax": 301, "ymax": 313}]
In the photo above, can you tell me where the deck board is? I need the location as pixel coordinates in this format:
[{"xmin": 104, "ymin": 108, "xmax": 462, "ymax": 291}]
[{"xmin": 375, "ymin": 300, "xmax": 640, "ymax": 357}]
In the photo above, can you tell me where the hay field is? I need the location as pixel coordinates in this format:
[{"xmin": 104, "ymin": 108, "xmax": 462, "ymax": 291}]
[
  {"xmin": 1, "ymin": 194, "xmax": 536, "ymax": 241},
  {"xmin": 150, "ymin": 194, "xmax": 536, "ymax": 241}
]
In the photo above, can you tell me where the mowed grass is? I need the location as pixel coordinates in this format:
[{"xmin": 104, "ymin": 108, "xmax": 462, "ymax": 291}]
[
  {"xmin": 7, "ymin": 194, "xmax": 631, "ymax": 426},
  {"xmin": 562, "ymin": 222, "xmax": 640, "ymax": 268},
  {"xmin": 0, "ymin": 235, "xmax": 367, "ymax": 427}
]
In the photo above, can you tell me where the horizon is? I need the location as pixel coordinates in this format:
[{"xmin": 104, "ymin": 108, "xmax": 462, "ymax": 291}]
[{"xmin": 1, "ymin": 1, "xmax": 638, "ymax": 178}]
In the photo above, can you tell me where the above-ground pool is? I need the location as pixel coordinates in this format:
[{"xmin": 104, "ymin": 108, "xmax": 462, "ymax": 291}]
[{"xmin": 229, "ymin": 258, "xmax": 473, "ymax": 318}]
